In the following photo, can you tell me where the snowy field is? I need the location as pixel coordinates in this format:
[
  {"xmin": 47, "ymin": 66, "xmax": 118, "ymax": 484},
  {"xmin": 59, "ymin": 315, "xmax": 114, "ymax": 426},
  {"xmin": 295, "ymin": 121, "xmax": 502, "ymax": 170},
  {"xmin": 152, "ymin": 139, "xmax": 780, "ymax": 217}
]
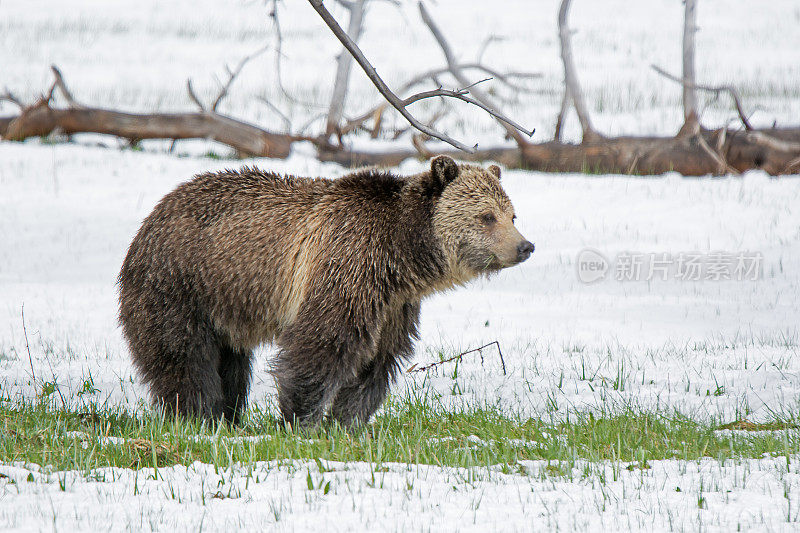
[
  {"xmin": 3, "ymin": 456, "xmax": 800, "ymax": 532},
  {"xmin": 2, "ymin": 0, "xmax": 800, "ymax": 531}
]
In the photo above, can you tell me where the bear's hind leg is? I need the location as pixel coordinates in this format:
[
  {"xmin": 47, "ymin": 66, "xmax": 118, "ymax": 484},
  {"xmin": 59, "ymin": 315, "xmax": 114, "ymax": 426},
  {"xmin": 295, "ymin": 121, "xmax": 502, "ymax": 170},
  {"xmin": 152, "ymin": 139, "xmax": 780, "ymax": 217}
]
[
  {"xmin": 130, "ymin": 315, "xmax": 226, "ymax": 421},
  {"xmin": 219, "ymin": 345, "xmax": 253, "ymax": 424},
  {"xmin": 147, "ymin": 341, "xmax": 225, "ymax": 421}
]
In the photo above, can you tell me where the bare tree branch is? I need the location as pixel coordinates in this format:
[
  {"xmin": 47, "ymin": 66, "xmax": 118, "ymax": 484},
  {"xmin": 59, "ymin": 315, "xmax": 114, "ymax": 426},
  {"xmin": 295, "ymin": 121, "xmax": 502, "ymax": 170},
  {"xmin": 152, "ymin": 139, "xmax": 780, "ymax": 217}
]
[
  {"xmin": 401, "ymin": 84, "xmax": 532, "ymax": 136},
  {"xmin": 554, "ymin": 84, "xmax": 570, "ymax": 142},
  {"xmin": 418, "ymin": 2, "xmax": 533, "ymax": 145},
  {"xmin": 186, "ymin": 45, "xmax": 271, "ymax": 116},
  {"xmin": 308, "ymin": 0, "xmax": 478, "ymax": 152},
  {"xmin": 651, "ymin": 65, "xmax": 754, "ymax": 131},
  {"xmin": 325, "ymin": 0, "xmax": 366, "ymax": 137},
  {"xmin": 695, "ymin": 129, "xmax": 739, "ymax": 175},
  {"xmin": 50, "ymin": 65, "xmax": 82, "ymax": 108},
  {"xmin": 0, "ymin": 88, "xmax": 24, "ymax": 109},
  {"xmin": 211, "ymin": 45, "xmax": 270, "ymax": 112},
  {"xmin": 269, "ymin": 0, "xmax": 326, "ymax": 109},
  {"xmin": 398, "ymin": 64, "xmax": 540, "ymax": 98},
  {"xmin": 682, "ymin": 0, "xmax": 698, "ymax": 122},
  {"xmin": 186, "ymin": 80, "xmax": 206, "ymax": 112},
  {"xmin": 406, "ymin": 341, "xmax": 506, "ymax": 375},
  {"xmin": 340, "ymin": 62, "xmax": 539, "ymax": 139},
  {"xmin": 256, "ymin": 94, "xmax": 293, "ymax": 132},
  {"xmin": 476, "ymin": 35, "xmax": 504, "ymax": 64},
  {"xmin": 557, "ymin": 0, "xmax": 599, "ymax": 142}
]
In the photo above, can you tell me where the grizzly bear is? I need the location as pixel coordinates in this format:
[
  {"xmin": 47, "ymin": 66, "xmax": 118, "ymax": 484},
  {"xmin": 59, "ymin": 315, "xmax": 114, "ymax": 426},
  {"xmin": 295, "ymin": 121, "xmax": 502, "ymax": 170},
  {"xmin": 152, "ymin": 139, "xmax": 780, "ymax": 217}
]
[{"xmin": 118, "ymin": 156, "xmax": 533, "ymax": 428}]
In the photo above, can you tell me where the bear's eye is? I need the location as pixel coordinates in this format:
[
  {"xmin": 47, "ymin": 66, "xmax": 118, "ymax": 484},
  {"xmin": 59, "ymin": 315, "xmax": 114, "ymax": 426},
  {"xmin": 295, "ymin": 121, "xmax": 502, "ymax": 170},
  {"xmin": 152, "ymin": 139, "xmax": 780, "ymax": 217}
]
[
  {"xmin": 512, "ymin": 214, "xmax": 517, "ymax": 222},
  {"xmin": 480, "ymin": 213, "xmax": 496, "ymax": 225}
]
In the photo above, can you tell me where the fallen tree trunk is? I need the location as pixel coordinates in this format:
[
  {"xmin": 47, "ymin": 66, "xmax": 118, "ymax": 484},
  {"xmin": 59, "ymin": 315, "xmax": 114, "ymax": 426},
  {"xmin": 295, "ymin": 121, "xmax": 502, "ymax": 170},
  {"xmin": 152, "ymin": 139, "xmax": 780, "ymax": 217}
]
[
  {"xmin": 1, "ymin": 104, "xmax": 293, "ymax": 158},
  {"xmin": 5, "ymin": 106, "xmax": 797, "ymax": 175},
  {"xmin": 527, "ymin": 128, "xmax": 800, "ymax": 175},
  {"xmin": 320, "ymin": 127, "xmax": 800, "ymax": 176}
]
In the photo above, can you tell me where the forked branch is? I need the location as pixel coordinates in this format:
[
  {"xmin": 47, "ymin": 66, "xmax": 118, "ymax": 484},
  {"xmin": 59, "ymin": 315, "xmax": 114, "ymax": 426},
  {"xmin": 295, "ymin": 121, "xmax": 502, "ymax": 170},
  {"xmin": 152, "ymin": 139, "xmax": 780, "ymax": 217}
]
[
  {"xmin": 308, "ymin": 0, "xmax": 532, "ymax": 152},
  {"xmin": 186, "ymin": 45, "xmax": 271, "ymax": 114},
  {"xmin": 406, "ymin": 341, "xmax": 506, "ymax": 375},
  {"xmin": 418, "ymin": 2, "xmax": 534, "ymax": 145},
  {"xmin": 651, "ymin": 65, "xmax": 754, "ymax": 131},
  {"xmin": 557, "ymin": 0, "xmax": 599, "ymax": 142}
]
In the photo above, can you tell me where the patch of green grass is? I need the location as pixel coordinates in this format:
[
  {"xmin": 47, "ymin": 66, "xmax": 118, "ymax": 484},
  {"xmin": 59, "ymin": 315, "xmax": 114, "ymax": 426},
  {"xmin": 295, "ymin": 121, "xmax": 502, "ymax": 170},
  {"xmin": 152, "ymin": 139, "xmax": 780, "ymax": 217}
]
[{"xmin": 0, "ymin": 393, "xmax": 798, "ymax": 475}]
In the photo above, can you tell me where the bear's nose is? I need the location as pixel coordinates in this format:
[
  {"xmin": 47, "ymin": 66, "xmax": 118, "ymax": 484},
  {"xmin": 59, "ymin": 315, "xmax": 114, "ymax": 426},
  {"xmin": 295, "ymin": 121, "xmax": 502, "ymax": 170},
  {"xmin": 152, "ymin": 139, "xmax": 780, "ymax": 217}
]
[{"xmin": 516, "ymin": 241, "xmax": 535, "ymax": 262}]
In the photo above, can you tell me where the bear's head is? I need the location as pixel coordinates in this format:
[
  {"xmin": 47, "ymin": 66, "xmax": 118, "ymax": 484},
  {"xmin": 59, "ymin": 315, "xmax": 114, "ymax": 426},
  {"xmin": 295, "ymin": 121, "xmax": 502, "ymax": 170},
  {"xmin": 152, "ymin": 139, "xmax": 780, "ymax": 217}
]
[{"xmin": 418, "ymin": 155, "xmax": 534, "ymax": 282}]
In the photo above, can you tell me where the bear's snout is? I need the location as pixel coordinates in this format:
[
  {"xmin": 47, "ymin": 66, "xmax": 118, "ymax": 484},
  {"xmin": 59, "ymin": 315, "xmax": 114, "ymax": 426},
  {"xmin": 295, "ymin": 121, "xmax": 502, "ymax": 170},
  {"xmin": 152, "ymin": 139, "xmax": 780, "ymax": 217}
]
[{"xmin": 516, "ymin": 240, "xmax": 535, "ymax": 263}]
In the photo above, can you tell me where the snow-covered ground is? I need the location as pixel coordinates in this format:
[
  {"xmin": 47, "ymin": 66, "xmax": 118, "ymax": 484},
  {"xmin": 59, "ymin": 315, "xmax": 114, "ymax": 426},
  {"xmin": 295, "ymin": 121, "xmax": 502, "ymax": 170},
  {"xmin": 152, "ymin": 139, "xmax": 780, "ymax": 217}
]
[
  {"xmin": 1, "ymin": 142, "xmax": 799, "ymax": 531},
  {"xmin": 2, "ymin": 0, "xmax": 800, "ymax": 531},
  {"xmin": 3, "ymin": 456, "xmax": 800, "ymax": 532}
]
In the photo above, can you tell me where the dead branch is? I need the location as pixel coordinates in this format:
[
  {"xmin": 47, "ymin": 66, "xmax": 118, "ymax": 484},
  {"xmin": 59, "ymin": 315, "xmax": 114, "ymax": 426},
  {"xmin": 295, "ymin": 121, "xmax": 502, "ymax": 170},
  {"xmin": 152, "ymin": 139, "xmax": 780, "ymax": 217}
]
[
  {"xmin": 406, "ymin": 341, "xmax": 506, "ymax": 375},
  {"xmin": 49, "ymin": 65, "xmax": 82, "ymax": 108},
  {"xmin": 1, "ymin": 88, "xmax": 23, "ymax": 108},
  {"xmin": 695, "ymin": 131, "xmax": 739, "ymax": 175},
  {"xmin": 340, "ymin": 60, "xmax": 538, "ymax": 138},
  {"xmin": 212, "ymin": 45, "xmax": 271, "ymax": 113},
  {"xmin": 400, "ymin": 64, "xmax": 540, "ymax": 97},
  {"xmin": 652, "ymin": 66, "xmax": 754, "ymax": 131},
  {"xmin": 554, "ymin": 84, "xmax": 570, "ymax": 142},
  {"xmin": 325, "ymin": 0, "xmax": 366, "ymax": 137},
  {"xmin": 477, "ymin": 35, "xmax": 504, "ymax": 64},
  {"xmin": 557, "ymin": 0, "xmax": 600, "ymax": 142},
  {"xmin": 186, "ymin": 45, "xmax": 270, "ymax": 115},
  {"xmin": 308, "ymin": 0, "xmax": 481, "ymax": 152},
  {"xmin": 402, "ymin": 84, "xmax": 532, "ymax": 136},
  {"xmin": 3, "ymin": 105, "xmax": 292, "ymax": 157},
  {"xmin": 269, "ymin": 0, "xmax": 322, "ymax": 109},
  {"xmin": 418, "ymin": 2, "xmax": 533, "ymax": 145},
  {"xmin": 186, "ymin": 80, "xmax": 206, "ymax": 112},
  {"xmin": 682, "ymin": 0, "xmax": 698, "ymax": 122},
  {"xmin": 256, "ymin": 94, "xmax": 293, "ymax": 132},
  {"xmin": 2, "ymin": 66, "xmax": 292, "ymax": 157}
]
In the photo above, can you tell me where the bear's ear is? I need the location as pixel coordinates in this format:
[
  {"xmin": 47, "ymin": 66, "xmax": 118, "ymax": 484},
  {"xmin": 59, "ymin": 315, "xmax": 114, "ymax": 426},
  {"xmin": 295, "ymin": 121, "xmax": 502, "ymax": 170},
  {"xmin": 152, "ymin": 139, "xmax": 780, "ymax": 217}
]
[
  {"xmin": 488, "ymin": 165, "xmax": 502, "ymax": 180},
  {"xmin": 423, "ymin": 155, "xmax": 459, "ymax": 195}
]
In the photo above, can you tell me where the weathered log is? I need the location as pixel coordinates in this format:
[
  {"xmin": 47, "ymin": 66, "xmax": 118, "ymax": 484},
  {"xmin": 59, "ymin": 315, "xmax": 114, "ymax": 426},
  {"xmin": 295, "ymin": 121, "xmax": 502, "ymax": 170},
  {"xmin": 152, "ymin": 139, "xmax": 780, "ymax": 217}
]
[
  {"xmin": 524, "ymin": 129, "xmax": 800, "ymax": 175},
  {"xmin": 318, "ymin": 127, "xmax": 800, "ymax": 176},
  {"xmin": 1, "ymin": 104, "xmax": 292, "ymax": 158}
]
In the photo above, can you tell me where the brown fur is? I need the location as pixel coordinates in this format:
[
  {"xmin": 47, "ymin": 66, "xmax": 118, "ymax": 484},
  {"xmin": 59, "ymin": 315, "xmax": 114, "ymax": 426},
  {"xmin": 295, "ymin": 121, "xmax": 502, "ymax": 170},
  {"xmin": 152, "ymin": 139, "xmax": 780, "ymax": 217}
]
[{"xmin": 118, "ymin": 156, "xmax": 533, "ymax": 428}]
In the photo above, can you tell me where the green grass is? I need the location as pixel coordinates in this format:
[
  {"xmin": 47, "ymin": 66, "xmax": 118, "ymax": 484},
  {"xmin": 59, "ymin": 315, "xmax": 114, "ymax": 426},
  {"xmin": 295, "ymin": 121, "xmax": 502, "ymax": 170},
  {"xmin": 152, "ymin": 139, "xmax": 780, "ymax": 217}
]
[{"xmin": 1, "ymin": 390, "xmax": 799, "ymax": 476}]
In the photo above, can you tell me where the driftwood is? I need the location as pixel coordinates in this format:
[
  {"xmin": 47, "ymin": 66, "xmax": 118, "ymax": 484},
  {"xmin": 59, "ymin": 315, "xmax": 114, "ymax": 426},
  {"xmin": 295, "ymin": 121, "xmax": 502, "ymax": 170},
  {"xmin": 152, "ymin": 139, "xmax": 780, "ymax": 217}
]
[
  {"xmin": 0, "ymin": 65, "xmax": 294, "ymax": 158},
  {"xmin": 1, "ymin": 104, "xmax": 293, "ymax": 158},
  {"xmin": 316, "ymin": 127, "xmax": 800, "ymax": 176}
]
